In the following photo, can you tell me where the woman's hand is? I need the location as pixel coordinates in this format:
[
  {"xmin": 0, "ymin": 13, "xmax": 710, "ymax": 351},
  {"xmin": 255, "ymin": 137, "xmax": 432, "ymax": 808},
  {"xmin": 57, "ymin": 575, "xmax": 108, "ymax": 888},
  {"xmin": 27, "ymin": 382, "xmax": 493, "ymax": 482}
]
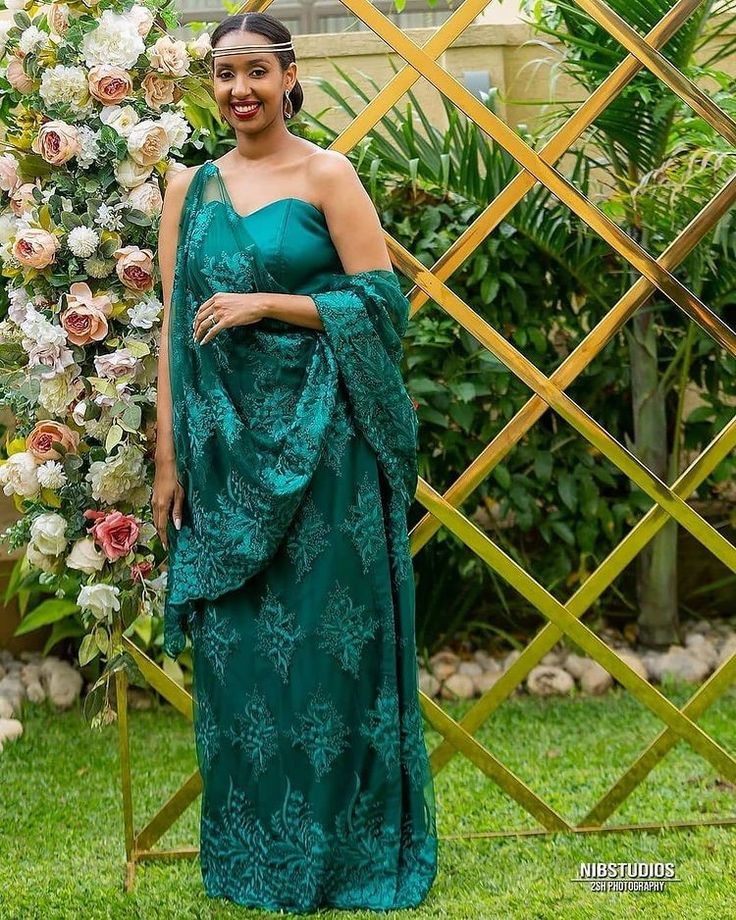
[
  {"xmin": 152, "ymin": 456, "xmax": 185, "ymax": 551},
  {"xmin": 193, "ymin": 292, "xmax": 268, "ymax": 345}
]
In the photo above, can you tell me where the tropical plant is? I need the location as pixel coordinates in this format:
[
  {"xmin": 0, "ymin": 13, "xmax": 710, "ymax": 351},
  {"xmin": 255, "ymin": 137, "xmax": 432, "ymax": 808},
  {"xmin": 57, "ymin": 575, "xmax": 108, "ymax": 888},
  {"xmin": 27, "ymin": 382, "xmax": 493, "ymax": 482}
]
[{"xmin": 520, "ymin": 0, "xmax": 736, "ymax": 645}]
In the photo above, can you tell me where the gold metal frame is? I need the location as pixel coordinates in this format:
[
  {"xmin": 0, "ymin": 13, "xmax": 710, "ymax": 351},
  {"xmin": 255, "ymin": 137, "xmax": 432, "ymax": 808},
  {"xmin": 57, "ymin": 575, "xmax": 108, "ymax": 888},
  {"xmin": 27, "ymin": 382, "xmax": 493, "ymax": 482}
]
[{"xmin": 114, "ymin": 0, "xmax": 736, "ymax": 890}]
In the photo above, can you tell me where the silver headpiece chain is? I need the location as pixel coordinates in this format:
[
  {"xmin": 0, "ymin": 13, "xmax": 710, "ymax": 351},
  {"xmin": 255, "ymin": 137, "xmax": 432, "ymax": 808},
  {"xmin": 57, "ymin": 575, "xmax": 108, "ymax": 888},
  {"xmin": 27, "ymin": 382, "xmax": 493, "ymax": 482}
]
[{"xmin": 211, "ymin": 40, "xmax": 294, "ymax": 58}]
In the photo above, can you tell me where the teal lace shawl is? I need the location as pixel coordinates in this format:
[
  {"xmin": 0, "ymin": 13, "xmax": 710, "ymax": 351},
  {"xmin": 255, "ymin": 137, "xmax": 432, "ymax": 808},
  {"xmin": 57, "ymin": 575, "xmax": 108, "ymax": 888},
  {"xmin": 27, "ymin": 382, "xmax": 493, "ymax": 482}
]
[{"xmin": 163, "ymin": 164, "xmax": 419, "ymax": 657}]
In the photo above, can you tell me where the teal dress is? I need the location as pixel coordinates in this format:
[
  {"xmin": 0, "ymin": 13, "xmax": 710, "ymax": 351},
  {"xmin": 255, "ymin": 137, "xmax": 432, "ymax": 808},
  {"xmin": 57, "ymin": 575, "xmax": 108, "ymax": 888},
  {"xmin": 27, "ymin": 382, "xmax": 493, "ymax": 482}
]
[{"xmin": 163, "ymin": 159, "xmax": 438, "ymax": 913}]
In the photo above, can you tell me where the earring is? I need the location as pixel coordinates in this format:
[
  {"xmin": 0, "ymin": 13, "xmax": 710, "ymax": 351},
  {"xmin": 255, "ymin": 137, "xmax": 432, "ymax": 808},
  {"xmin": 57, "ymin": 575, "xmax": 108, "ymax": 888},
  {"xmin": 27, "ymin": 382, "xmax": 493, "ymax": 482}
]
[{"xmin": 284, "ymin": 88, "xmax": 293, "ymax": 120}]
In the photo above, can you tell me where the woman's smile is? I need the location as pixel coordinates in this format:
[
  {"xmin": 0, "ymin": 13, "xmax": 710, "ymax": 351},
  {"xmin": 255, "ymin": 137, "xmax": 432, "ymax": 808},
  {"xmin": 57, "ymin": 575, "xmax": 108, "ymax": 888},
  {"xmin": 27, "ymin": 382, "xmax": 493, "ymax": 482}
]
[{"xmin": 230, "ymin": 101, "xmax": 262, "ymax": 120}]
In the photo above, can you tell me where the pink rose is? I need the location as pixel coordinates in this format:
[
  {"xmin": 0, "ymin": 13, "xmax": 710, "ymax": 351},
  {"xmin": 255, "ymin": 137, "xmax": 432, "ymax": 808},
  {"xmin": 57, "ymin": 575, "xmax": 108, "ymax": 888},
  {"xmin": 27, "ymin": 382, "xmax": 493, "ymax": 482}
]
[
  {"xmin": 88, "ymin": 65, "xmax": 133, "ymax": 106},
  {"xmin": 0, "ymin": 155, "xmax": 20, "ymax": 194},
  {"xmin": 6, "ymin": 57, "xmax": 36, "ymax": 94},
  {"xmin": 84, "ymin": 509, "xmax": 140, "ymax": 561},
  {"xmin": 13, "ymin": 228, "xmax": 59, "ymax": 269},
  {"xmin": 112, "ymin": 246, "xmax": 154, "ymax": 291},
  {"xmin": 9, "ymin": 182, "xmax": 40, "ymax": 216},
  {"xmin": 31, "ymin": 120, "xmax": 81, "ymax": 166},
  {"xmin": 26, "ymin": 420, "xmax": 80, "ymax": 461},
  {"xmin": 60, "ymin": 282, "xmax": 113, "ymax": 345}
]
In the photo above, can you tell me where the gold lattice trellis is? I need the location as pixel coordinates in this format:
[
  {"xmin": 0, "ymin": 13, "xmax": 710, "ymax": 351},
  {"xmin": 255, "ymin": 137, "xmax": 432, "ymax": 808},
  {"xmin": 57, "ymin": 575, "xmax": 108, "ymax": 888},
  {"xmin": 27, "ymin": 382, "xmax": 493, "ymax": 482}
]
[{"xmin": 113, "ymin": 0, "xmax": 736, "ymax": 891}]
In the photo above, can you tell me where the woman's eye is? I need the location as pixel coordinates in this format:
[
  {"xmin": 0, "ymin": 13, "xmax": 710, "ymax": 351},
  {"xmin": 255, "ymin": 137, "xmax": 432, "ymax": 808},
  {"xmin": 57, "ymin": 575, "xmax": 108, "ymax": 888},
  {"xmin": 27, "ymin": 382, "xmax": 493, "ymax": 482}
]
[{"xmin": 217, "ymin": 69, "xmax": 265, "ymax": 78}]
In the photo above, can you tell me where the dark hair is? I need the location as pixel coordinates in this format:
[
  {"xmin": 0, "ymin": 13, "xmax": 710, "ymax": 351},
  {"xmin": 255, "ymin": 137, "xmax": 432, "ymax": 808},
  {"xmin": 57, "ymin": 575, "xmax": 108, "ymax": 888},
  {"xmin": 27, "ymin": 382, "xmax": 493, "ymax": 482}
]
[{"xmin": 210, "ymin": 13, "xmax": 304, "ymax": 119}]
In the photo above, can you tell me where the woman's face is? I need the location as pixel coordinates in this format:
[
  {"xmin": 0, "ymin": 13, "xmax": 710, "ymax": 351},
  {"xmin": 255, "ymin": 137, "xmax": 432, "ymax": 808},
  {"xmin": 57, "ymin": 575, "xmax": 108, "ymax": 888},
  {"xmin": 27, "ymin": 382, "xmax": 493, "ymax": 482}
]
[{"xmin": 212, "ymin": 31, "xmax": 296, "ymax": 132}]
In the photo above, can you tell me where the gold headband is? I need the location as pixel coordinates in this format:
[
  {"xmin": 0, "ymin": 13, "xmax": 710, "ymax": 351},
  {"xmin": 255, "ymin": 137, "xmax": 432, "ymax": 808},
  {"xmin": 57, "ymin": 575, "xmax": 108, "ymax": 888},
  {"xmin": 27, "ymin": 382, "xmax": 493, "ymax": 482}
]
[{"xmin": 211, "ymin": 40, "xmax": 294, "ymax": 59}]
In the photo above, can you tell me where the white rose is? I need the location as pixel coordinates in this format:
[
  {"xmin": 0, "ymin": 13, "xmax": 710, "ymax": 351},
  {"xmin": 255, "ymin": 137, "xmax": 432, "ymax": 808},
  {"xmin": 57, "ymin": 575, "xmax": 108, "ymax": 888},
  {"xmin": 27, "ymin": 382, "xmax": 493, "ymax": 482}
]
[
  {"xmin": 66, "ymin": 537, "xmax": 106, "ymax": 574},
  {"xmin": 187, "ymin": 32, "xmax": 212, "ymax": 61},
  {"xmin": 94, "ymin": 348, "xmax": 140, "ymax": 379},
  {"xmin": 26, "ymin": 540, "xmax": 56, "ymax": 572},
  {"xmin": 27, "ymin": 340, "xmax": 75, "ymax": 378},
  {"xmin": 99, "ymin": 104, "xmax": 140, "ymax": 137},
  {"xmin": 29, "ymin": 511, "xmax": 68, "ymax": 556},
  {"xmin": 114, "ymin": 158, "xmax": 153, "ymax": 190},
  {"xmin": 157, "ymin": 111, "xmax": 190, "ymax": 151},
  {"xmin": 77, "ymin": 582, "xmax": 120, "ymax": 620},
  {"xmin": 0, "ymin": 451, "xmax": 40, "ymax": 497}
]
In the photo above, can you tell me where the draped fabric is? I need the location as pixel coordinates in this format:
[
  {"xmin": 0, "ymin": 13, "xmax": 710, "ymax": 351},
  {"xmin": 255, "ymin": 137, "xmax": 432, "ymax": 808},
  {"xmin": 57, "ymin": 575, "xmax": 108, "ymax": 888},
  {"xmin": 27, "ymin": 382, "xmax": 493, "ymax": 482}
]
[{"xmin": 162, "ymin": 159, "xmax": 438, "ymax": 912}]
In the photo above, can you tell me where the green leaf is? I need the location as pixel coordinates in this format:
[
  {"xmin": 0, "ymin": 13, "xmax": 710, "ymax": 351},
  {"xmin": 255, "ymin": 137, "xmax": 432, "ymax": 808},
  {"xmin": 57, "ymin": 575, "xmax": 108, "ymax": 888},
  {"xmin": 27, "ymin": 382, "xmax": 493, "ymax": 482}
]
[
  {"xmin": 551, "ymin": 521, "xmax": 575, "ymax": 546},
  {"xmin": 493, "ymin": 464, "xmax": 512, "ymax": 490},
  {"xmin": 79, "ymin": 633, "xmax": 100, "ymax": 667},
  {"xmin": 13, "ymin": 598, "xmax": 80, "ymax": 636},
  {"xmin": 534, "ymin": 452, "xmax": 554, "ymax": 483},
  {"xmin": 43, "ymin": 619, "xmax": 86, "ymax": 656},
  {"xmin": 558, "ymin": 472, "xmax": 578, "ymax": 512},
  {"xmin": 105, "ymin": 424, "xmax": 124, "ymax": 452}
]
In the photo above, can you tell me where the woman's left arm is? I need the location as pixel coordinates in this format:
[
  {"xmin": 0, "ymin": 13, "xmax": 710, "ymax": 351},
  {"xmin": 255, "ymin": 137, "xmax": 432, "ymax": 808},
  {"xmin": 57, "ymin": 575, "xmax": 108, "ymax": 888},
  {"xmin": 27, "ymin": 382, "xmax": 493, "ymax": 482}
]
[{"xmin": 259, "ymin": 152, "xmax": 393, "ymax": 330}]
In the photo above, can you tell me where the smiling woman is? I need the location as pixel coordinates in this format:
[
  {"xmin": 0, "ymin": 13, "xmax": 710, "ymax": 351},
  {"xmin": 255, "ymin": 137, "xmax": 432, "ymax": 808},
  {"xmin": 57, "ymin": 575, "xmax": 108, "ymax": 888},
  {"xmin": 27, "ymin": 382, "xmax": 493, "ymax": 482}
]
[{"xmin": 153, "ymin": 9, "xmax": 438, "ymax": 916}]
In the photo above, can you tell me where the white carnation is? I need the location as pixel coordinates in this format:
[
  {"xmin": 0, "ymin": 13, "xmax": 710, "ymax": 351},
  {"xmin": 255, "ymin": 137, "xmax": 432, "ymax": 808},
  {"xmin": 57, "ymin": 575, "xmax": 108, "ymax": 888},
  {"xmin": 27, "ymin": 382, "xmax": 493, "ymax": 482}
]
[
  {"xmin": 39, "ymin": 65, "xmax": 90, "ymax": 113},
  {"xmin": 29, "ymin": 511, "xmax": 68, "ymax": 556},
  {"xmin": 36, "ymin": 460, "xmax": 67, "ymax": 490},
  {"xmin": 0, "ymin": 213, "xmax": 18, "ymax": 245},
  {"xmin": 19, "ymin": 25, "xmax": 49, "ymax": 55},
  {"xmin": 0, "ymin": 452, "xmax": 40, "ymax": 498},
  {"xmin": 66, "ymin": 225, "xmax": 99, "ymax": 258},
  {"xmin": 38, "ymin": 365, "xmax": 83, "ymax": 416},
  {"xmin": 157, "ymin": 111, "xmax": 190, "ymax": 151},
  {"xmin": 126, "ymin": 298, "xmax": 161, "ymax": 329},
  {"xmin": 81, "ymin": 10, "xmax": 145, "ymax": 69},
  {"xmin": 86, "ymin": 443, "xmax": 146, "ymax": 505},
  {"xmin": 77, "ymin": 582, "xmax": 120, "ymax": 621}
]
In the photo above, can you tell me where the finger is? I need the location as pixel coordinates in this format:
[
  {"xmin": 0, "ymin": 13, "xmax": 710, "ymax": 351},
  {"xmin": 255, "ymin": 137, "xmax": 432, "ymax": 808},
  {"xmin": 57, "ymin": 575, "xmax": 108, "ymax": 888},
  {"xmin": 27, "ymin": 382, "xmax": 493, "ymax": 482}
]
[
  {"xmin": 172, "ymin": 488, "xmax": 184, "ymax": 532},
  {"xmin": 193, "ymin": 308, "xmax": 215, "ymax": 342},
  {"xmin": 198, "ymin": 319, "xmax": 223, "ymax": 345}
]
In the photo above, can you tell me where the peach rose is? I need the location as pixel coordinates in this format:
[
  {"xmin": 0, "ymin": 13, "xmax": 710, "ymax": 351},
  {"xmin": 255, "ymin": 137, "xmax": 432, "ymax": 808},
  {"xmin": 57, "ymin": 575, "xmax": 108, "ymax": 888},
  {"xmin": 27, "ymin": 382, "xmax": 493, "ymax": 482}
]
[
  {"xmin": 88, "ymin": 65, "xmax": 133, "ymax": 106},
  {"xmin": 13, "ymin": 228, "xmax": 59, "ymax": 269},
  {"xmin": 126, "ymin": 120, "xmax": 169, "ymax": 167},
  {"xmin": 0, "ymin": 155, "xmax": 20, "ymax": 194},
  {"xmin": 26, "ymin": 420, "xmax": 80, "ymax": 461},
  {"xmin": 112, "ymin": 246, "xmax": 154, "ymax": 291},
  {"xmin": 84, "ymin": 509, "xmax": 140, "ymax": 561},
  {"xmin": 148, "ymin": 35, "xmax": 189, "ymax": 77},
  {"xmin": 31, "ymin": 120, "xmax": 81, "ymax": 166},
  {"xmin": 140, "ymin": 71, "xmax": 175, "ymax": 111},
  {"xmin": 61, "ymin": 281, "xmax": 113, "ymax": 345},
  {"xmin": 6, "ymin": 57, "xmax": 36, "ymax": 94},
  {"xmin": 48, "ymin": 2, "xmax": 70, "ymax": 36},
  {"xmin": 9, "ymin": 181, "xmax": 39, "ymax": 216},
  {"xmin": 125, "ymin": 181, "xmax": 163, "ymax": 218}
]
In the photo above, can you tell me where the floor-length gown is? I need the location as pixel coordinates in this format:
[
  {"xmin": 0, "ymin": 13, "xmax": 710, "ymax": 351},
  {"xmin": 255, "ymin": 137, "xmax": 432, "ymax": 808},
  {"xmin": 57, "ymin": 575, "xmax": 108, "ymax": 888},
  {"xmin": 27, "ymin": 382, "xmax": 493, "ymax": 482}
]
[{"xmin": 164, "ymin": 159, "xmax": 438, "ymax": 913}]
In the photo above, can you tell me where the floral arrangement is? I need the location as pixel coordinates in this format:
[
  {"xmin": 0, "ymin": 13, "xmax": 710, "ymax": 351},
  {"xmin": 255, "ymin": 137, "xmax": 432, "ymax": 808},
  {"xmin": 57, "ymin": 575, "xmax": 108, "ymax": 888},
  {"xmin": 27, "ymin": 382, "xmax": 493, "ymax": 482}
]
[{"xmin": 0, "ymin": 0, "xmax": 214, "ymax": 722}]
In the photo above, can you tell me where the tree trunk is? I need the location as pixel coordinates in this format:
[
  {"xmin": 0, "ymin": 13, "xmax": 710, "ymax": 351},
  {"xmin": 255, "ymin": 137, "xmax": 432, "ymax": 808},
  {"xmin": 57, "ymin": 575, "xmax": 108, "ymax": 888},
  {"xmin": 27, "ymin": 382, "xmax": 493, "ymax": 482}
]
[{"xmin": 626, "ymin": 308, "xmax": 680, "ymax": 647}]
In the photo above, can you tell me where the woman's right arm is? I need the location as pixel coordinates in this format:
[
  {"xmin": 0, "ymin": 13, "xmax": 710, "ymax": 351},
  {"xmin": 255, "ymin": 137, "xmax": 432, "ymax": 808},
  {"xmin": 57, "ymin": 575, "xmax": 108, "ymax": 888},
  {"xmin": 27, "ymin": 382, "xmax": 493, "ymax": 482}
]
[{"xmin": 153, "ymin": 166, "xmax": 196, "ymax": 550}]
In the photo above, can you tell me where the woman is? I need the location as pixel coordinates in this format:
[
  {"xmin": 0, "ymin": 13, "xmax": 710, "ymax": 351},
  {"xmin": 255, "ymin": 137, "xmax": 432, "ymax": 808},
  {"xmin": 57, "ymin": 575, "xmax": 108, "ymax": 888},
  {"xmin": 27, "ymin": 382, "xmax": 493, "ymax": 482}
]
[{"xmin": 153, "ymin": 11, "xmax": 438, "ymax": 913}]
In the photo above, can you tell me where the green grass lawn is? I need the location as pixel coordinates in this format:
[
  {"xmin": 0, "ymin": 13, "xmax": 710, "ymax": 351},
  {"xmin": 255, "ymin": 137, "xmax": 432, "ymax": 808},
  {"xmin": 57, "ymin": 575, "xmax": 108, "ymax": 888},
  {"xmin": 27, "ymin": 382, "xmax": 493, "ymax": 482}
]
[{"xmin": 2, "ymin": 681, "xmax": 735, "ymax": 919}]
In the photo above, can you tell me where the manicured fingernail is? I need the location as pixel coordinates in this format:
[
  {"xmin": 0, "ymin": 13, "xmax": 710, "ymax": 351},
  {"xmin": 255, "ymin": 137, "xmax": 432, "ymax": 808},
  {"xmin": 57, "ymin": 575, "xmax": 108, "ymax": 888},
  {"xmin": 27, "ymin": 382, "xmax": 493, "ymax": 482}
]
[{"xmin": 174, "ymin": 517, "xmax": 181, "ymax": 530}]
